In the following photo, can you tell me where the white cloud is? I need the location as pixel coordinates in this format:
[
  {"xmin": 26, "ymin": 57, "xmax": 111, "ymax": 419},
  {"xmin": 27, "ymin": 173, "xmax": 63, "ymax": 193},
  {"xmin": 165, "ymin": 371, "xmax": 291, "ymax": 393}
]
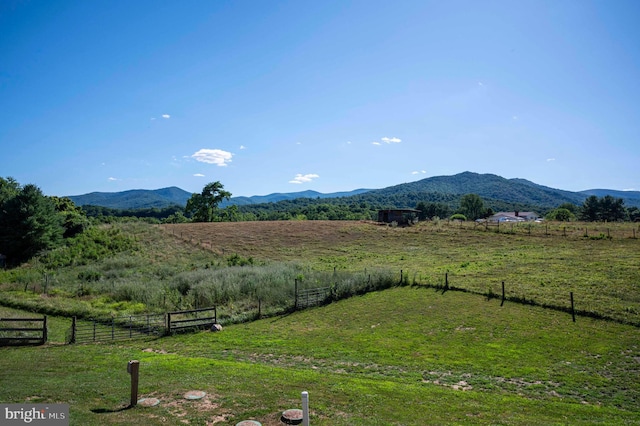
[
  {"xmin": 162, "ymin": 114, "xmax": 170, "ymax": 119},
  {"xmin": 289, "ymin": 173, "xmax": 319, "ymax": 184},
  {"xmin": 193, "ymin": 173, "xmax": 205, "ymax": 177},
  {"xmin": 381, "ymin": 137, "xmax": 401, "ymax": 144},
  {"xmin": 372, "ymin": 142, "xmax": 381, "ymax": 146},
  {"xmin": 546, "ymin": 158, "xmax": 556, "ymax": 162},
  {"xmin": 239, "ymin": 145, "xmax": 246, "ymax": 150},
  {"xmin": 411, "ymin": 170, "xmax": 427, "ymax": 175},
  {"xmin": 191, "ymin": 149, "xmax": 233, "ymax": 166},
  {"xmin": 107, "ymin": 177, "xmax": 119, "ymax": 181},
  {"xmin": 150, "ymin": 117, "xmax": 156, "ymax": 121},
  {"xmin": 512, "ymin": 115, "xmax": 518, "ymax": 120}
]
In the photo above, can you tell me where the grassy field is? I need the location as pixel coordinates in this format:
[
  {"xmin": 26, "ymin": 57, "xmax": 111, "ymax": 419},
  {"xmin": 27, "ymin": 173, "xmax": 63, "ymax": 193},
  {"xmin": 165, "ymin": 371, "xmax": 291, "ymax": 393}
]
[
  {"xmin": 161, "ymin": 220, "xmax": 640, "ymax": 325},
  {"xmin": 1, "ymin": 220, "xmax": 639, "ymax": 424},
  {"xmin": 1, "ymin": 287, "xmax": 638, "ymax": 425}
]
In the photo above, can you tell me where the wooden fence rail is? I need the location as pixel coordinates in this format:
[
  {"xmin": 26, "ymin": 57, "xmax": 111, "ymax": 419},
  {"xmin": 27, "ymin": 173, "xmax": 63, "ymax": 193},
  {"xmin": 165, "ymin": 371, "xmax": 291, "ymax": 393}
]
[
  {"xmin": 69, "ymin": 313, "xmax": 165, "ymax": 344},
  {"xmin": 167, "ymin": 306, "xmax": 217, "ymax": 334},
  {"xmin": 0, "ymin": 316, "xmax": 47, "ymax": 346}
]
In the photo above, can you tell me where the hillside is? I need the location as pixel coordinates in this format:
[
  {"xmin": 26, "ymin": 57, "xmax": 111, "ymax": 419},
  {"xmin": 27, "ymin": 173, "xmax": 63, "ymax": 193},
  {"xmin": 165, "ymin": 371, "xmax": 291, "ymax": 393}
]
[
  {"xmin": 68, "ymin": 186, "xmax": 192, "ymax": 209},
  {"xmin": 66, "ymin": 172, "xmax": 640, "ymax": 210},
  {"xmin": 222, "ymin": 188, "xmax": 372, "ymax": 206},
  {"xmin": 68, "ymin": 187, "xmax": 372, "ymax": 209}
]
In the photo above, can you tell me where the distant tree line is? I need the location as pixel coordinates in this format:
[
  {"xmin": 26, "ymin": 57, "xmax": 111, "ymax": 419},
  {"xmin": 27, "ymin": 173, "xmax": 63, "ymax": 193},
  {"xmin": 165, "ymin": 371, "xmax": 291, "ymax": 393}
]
[{"xmin": 545, "ymin": 195, "xmax": 639, "ymax": 222}]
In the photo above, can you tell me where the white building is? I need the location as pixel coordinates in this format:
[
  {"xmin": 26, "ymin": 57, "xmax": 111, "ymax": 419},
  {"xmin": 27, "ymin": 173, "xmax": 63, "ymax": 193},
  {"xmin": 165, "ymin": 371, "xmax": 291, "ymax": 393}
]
[{"xmin": 488, "ymin": 211, "xmax": 539, "ymax": 222}]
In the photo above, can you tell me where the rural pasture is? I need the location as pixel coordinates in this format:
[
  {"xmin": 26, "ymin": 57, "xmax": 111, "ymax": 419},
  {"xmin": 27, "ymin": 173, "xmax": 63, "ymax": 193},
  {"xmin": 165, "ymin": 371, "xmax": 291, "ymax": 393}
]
[{"xmin": 0, "ymin": 220, "xmax": 639, "ymax": 424}]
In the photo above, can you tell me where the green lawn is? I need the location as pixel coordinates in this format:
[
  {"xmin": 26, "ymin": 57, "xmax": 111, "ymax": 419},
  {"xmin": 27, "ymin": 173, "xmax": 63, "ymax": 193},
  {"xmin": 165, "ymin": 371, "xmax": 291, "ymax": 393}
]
[{"xmin": 1, "ymin": 287, "xmax": 638, "ymax": 425}]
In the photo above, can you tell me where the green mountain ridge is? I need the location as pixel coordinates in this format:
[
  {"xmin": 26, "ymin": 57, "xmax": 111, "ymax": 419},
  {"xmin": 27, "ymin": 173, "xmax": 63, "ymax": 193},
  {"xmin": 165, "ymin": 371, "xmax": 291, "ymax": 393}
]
[{"xmin": 67, "ymin": 172, "xmax": 640, "ymax": 211}]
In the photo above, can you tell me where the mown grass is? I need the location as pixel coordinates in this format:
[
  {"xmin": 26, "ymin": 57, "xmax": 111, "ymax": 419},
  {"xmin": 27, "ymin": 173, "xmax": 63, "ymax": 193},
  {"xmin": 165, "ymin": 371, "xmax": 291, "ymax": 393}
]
[{"xmin": 0, "ymin": 287, "xmax": 638, "ymax": 425}]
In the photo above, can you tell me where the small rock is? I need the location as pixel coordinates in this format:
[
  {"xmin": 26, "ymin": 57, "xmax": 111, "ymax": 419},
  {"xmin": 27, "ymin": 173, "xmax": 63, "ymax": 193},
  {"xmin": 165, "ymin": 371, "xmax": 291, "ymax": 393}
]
[{"xmin": 210, "ymin": 324, "xmax": 223, "ymax": 332}]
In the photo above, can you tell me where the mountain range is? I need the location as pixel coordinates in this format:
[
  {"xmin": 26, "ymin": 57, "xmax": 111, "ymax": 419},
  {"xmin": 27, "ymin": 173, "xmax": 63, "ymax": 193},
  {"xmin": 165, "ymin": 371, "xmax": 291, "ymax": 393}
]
[{"xmin": 67, "ymin": 172, "xmax": 640, "ymax": 210}]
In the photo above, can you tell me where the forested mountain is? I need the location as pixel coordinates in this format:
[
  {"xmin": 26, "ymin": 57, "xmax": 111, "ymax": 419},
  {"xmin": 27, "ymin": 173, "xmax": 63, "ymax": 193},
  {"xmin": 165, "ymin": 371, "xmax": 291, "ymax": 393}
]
[
  {"xmin": 375, "ymin": 172, "xmax": 586, "ymax": 206},
  {"xmin": 67, "ymin": 172, "xmax": 640, "ymax": 211},
  {"xmin": 222, "ymin": 188, "xmax": 372, "ymax": 206},
  {"xmin": 69, "ymin": 187, "xmax": 192, "ymax": 209},
  {"xmin": 69, "ymin": 187, "xmax": 372, "ymax": 209}
]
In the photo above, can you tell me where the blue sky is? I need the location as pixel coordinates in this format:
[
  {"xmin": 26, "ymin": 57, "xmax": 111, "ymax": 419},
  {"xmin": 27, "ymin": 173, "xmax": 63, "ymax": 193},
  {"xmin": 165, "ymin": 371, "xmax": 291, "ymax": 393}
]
[{"xmin": 1, "ymin": 0, "xmax": 639, "ymax": 197}]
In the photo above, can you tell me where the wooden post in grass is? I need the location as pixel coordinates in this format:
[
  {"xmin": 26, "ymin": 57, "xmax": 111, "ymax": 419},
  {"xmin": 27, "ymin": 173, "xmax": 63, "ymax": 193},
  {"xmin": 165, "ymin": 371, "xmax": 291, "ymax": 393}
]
[
  {"xmin": 257, "ymin": 298, "xmax": 261, "ymax": 319},
  {"xmin": 570, "ymin": 292, "xmax": 576, "ymax": 322},
  {"xmin": 42, "ymin": 315, "xmax": 47, "ymax": 344},
  {"xmin": 70, "ymin": 316, "xmax": 76, "ymax": 344},
  {"xmin": 128, "ymin": 360, "xmax": 140, "ymax": 407},
  {"xmin": 445, "ymin": 272, "xmax": 449, "ymax": 290},
  {"xmin": 500, "ymin": 281, "xmax": 505, "ymax": 307},
  {"xmin": 294, "ymin": 279, "xmax": 298, "ymax": 310}
]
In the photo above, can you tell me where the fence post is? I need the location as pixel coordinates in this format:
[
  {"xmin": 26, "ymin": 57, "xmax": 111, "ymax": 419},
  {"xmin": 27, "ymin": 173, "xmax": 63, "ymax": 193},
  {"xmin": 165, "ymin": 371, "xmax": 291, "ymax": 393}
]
[
  {"xmin": 445, "ymin": 272, "xmax": 449, "ymax": 290},
  {"xmin": 500, "ymin": 281, "xmax": 505, "ymax": 307},
  {"xmin": 70, "ymin": 316, "xmax": 76, "ymax": 344},
  {"xmin": 93, "ymin": 320, "xmax": 96, "ymax": 342},
  {"xmin": 129, "ymin": 316, "xmax": 132, "ymax": 338},
  {"xmin": 42, "ymin": 316, "xmax": 47, "ymax": 344},
  {"xmin": 570, "ymin": 292, "xmax": 576, "ymax": 322},
  {"xmin": 167, "ymin": 313, "xmax": 172, "ymax": 335},
  {"xmin": 295, "ymin": 279, "xmax": 298, "ymax": 310},
  {"xmin": 128, "ymin": 360, "xmax": 140, "ymax": 407},
  {"xmin": 111, "ymin": 317, "xmax": 115, "ymax": 340}
]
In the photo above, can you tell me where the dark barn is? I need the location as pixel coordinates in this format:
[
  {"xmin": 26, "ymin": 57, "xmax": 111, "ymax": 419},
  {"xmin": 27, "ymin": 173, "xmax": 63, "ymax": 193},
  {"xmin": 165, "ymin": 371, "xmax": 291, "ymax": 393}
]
[{"xmin": 377, "ymin": 209, "xmax": 420, "ymax": 225}]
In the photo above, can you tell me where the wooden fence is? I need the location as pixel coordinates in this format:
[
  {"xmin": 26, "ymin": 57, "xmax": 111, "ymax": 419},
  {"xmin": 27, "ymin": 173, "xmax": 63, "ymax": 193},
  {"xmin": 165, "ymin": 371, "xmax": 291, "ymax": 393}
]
[
  {"xmin": 68, "ymin": 307, "xmax": 219, "ymax": 343},
  {"xmin": 167, "ymin": 307, "xmax": 217, "ymax": 334},
  {"xmin": 0, "ymin": 316, "xmax": 47, "ymax": 346},
  {"xmin": 69, "ymin": 313, "xmax": 166, "ymax": 344}
]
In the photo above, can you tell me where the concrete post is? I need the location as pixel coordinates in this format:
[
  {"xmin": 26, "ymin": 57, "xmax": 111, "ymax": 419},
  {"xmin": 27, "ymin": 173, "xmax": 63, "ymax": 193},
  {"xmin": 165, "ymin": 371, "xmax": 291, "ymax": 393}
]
[{"xmin": 301, "ymin": 391, "xmax": 309, "ymax": 426}]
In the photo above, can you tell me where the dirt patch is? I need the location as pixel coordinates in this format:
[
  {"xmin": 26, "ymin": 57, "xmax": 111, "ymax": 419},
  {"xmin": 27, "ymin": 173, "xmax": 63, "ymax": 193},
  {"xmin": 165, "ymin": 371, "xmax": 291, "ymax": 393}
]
[{"xmin": 161, "ymin": 221, "xmax": 376, "ymax": 260}]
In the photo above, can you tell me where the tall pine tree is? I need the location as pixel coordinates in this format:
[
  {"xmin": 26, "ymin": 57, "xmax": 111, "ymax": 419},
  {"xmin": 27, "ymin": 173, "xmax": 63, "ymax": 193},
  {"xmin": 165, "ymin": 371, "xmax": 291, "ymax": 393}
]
[{"xmin": 0, "ymin": 183, "xmax": 64, "ymax": 263}]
